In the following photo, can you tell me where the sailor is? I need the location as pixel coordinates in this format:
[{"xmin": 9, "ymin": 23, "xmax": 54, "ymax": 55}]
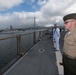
[{"xmin": 53, "ymin": 24, "xmax": 60, "ymax": 51}]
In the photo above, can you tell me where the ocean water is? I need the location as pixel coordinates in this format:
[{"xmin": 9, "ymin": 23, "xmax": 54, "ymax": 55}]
[{"xmin": 0, "ymin": 30, "xmax": 44, "ymax": 69}]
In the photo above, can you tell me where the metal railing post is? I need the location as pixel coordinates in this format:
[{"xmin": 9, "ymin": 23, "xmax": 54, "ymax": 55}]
[
  {"xmin": 33, "ymin": 17, "xmax": 36, "ymax": 44},
  {"xmin": 16, "ymin": 34, "xmax": 21, "ymax": 59},
  {"xmin": 33, "ymin": 32, "xmax": 36, "ymax": 44},
  {"xmin": 39, "ymin": 31, "xmax": 41, "ymax": 41}
]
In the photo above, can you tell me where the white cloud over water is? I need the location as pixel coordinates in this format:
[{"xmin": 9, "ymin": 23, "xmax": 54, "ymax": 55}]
[{"xmin": 0, "ymin": 0, "xmax": 76, "ymax": 29}]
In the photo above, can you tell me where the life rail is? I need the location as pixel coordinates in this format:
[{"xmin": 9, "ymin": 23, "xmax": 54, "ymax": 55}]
[{"xmin": 0, "ymin": 29, "xmax": 49, "ymax": 75}]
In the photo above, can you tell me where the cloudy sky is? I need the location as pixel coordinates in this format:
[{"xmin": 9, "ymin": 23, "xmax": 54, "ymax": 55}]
[{"xmin": 0, "ymin": 0, "xmax": 76, "ymax": 29}]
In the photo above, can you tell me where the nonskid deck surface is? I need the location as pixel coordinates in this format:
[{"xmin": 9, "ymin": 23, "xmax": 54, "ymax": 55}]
[{"xmin": 3, "ymin": 35, "xmax": 59, "ymax": 75}]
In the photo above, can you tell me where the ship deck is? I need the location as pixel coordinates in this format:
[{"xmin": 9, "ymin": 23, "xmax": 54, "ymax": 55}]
[{"xmin": 3, "ymin": 33, "xmax": 64, "ymax": 75}]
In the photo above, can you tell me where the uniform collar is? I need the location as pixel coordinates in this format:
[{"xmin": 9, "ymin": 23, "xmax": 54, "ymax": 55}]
[
  {"xmin": 67, "ymin": 32, "xmax": 71, "ymax": 36},
  {"xmin": 66, "ymin": 28, "xmax": 76, "ymax": 36}
]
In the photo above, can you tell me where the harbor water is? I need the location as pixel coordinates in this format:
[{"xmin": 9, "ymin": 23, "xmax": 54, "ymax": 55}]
[{"xmin": 0, "ymin": 29, "xmax": 45, "ymax": 69}]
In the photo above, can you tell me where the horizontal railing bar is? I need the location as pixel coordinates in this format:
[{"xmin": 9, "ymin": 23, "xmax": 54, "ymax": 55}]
[
  {"xmin": 0, "ymin": 36, "xmax": 17, "ymax": 40},
  {"xmin": 0, "ymin": 30, "xmax": 48, "ymax": 40}
]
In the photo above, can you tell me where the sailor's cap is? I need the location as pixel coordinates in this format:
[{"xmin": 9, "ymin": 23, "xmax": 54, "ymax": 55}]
[
  {"xmin": 63, "ymin": 13, "xmax": 76, "ymax": 21},
  {"xmin": 54, "ymin": 23, "xmax": 57, "ymax": 26}
]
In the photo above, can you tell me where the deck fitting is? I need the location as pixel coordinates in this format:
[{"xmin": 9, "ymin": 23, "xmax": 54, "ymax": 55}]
[{"xmin": 38, "ymin": 49, "xmax": 45, "ymax": 52}]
